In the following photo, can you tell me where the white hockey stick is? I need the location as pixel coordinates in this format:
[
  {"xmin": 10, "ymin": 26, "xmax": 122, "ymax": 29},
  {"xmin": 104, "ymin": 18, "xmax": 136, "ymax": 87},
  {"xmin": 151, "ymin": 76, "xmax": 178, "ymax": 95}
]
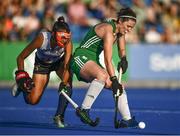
[
  {"xmin": 118, "ymin": 68, "xmax": 123, "ymax": 83},
  {"xmin": 60, "ymin": 90, "xmax": 78, "ymax": 109}
]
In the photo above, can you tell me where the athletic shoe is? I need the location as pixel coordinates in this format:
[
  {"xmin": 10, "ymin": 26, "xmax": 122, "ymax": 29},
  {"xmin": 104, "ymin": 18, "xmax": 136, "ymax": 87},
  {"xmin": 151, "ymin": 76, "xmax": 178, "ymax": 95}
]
[
  {"xmin": 119, "ymin": 116, "xmax": 138, "ymax": 128},
  {"xmin": 11, "ymin": 83, "xmax": 22, "ymax": 97},
  {"xmin": 53, "ymin": 115, "xmax": 65, "ymax": 128}
]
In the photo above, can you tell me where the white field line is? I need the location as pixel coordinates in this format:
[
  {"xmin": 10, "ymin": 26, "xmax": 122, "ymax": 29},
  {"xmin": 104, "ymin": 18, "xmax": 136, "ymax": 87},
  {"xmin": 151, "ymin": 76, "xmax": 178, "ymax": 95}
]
[{"xmin": 0, "ymin": 107, "xmax": 180, "ymax": 114}]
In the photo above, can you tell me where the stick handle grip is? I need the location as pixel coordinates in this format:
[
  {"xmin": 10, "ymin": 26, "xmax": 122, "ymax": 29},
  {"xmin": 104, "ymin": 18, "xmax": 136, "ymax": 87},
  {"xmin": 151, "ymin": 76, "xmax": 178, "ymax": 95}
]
[
  {"xmin": 116, "ymin": 68, "xmax": 123, "ymax": 96},
  {"xmin": 118, "ymin": 68, "xmax": 122, "ymax": 83}
]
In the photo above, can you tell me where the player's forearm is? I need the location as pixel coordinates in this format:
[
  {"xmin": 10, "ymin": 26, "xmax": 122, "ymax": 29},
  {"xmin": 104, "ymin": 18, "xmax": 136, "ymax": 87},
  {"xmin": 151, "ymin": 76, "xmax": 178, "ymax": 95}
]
[
  {"xmin": 64, "ymin": 42, "xmax": 73, "ymax": 65},
  {"xmin": 62, "ymin": 70, "xmax": 70, "ymax": 84},
  {"xmin": 17, "ymin": 55, "xmax": 24, "ymax": 70},
  {"xmin": 105, "ymin": 61, "xmax": 116, "ymax": 77},
  {"xmin": 118, "ymin": 36, "xmax": 126, "ymax": 57},
  {"xmin": 63, "ymin": 56, "xmax": 71, "ymax": 84},
  {"xmin": 120, "ymin": 48, "xmax": 126, "ymax": 57},
  {"xmin": 104, "ymin": 49, "xmax": 116, "ymax": 77}
]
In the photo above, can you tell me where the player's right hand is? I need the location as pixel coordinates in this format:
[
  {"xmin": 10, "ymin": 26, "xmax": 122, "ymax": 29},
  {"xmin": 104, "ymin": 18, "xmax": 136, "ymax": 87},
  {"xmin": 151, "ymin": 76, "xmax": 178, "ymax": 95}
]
[
  {"xmin": 58, "ymin": 82, "xmax": 71, "ymax": 94},
  {"xmin": 59, "ymin": 82, "xmax": 66, "ymax": 92},
  {"xmin": 117, "ymin": 56, "xmax": 128, "ymax": 74},
  {"xmin": 110, "ymin": 76, "xmax": 123, "ymax": 96},
  {"xmin": 15, "ymin": 70, "xmax": 35, "ymax": 92}
]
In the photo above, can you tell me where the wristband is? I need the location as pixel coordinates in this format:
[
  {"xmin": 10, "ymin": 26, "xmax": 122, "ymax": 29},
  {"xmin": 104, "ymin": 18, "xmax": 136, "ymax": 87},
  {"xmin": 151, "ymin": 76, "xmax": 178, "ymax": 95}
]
[{"xmin": 110, "ymin": 76, "xmax": 117, "ymax": 81}]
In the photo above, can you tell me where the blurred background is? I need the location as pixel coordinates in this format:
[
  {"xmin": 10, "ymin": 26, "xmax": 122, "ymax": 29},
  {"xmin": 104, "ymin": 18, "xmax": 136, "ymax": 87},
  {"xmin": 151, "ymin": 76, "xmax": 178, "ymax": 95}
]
[{"xmin": 0, "ymin": 0, "xmax": 180, "ymax": 88}]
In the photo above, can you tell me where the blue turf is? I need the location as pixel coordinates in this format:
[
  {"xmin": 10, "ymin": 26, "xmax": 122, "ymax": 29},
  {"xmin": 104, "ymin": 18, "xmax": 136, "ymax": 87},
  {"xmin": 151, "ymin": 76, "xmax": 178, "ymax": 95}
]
[{"xmin": 0, "ymin": 87, "xmax": 180, "ymax": 135}]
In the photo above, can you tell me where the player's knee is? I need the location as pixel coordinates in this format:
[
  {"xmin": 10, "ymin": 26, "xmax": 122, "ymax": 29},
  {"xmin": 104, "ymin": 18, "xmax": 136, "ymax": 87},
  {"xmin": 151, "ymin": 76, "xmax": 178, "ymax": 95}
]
[
  {"xmin": 96, "ymin": 72, "xmax": 108, "ymax": 82},
  {"xmin": 105, "ymin": 82, "xmax": 112, "ymax": 89},
  {"xmin": 27, "ymin": 96, "xmax": 40, "ymax": 105},
  {"xmin": 105, "ymin": 78, "xmax": 112, "ymax": 88},
  {"xmin": 29, "ymin": 99, "xmax": 40, "ymax": 105}
]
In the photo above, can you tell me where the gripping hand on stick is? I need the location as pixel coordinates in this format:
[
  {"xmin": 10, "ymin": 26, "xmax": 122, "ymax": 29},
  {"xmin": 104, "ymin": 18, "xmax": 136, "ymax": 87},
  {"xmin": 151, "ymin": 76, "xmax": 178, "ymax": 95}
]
[
  {"xmin": 110, "ymin": 76, "xmax": 123, "ymax": 97},
  {"xmin": 117, "ymin": 56, "xmax": 128, "ymax": 74},
  {"xmin": 15, "ymin": 70, "xmax": 35, "ymax": 92}
]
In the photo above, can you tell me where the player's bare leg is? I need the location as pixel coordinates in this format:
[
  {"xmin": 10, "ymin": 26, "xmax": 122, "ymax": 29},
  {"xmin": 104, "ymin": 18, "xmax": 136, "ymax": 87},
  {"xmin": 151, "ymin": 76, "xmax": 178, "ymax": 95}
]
[{"xmin": 23, "ymin": 74, "xmax": 49, "ymax": 105}]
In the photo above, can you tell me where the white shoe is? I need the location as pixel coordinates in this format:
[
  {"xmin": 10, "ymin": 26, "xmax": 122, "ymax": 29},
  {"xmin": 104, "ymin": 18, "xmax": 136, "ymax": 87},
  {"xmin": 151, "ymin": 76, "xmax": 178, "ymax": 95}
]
[
  {"xmin": 11, "ymin": 83, "xmax": 21, "ymax": 97},
  {"xmin": 53, "ymin": 115, "xmax": 66, "ymax": 128}
]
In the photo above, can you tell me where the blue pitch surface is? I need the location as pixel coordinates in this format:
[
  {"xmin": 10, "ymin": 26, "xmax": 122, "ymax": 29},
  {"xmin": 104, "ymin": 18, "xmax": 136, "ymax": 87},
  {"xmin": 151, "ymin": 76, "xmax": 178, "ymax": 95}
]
[{"xmin": 0, "ymin": 87, "xmax": 180, "ymax": 135}]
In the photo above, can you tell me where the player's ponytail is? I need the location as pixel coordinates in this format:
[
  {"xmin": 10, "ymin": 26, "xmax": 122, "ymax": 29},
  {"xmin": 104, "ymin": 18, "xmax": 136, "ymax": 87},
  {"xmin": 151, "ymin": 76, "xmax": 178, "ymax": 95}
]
[
  {"xmin": 57, "ymin": 16, "xmax": 65, "ymax": 23},
  {"xmin": 52, "ymin": 16, "xmax": 70, "ymax": 33}
]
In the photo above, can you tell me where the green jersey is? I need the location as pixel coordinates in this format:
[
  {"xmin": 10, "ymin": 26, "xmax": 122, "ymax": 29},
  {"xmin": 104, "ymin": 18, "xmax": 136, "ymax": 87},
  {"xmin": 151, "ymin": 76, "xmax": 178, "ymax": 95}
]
[
  {"xmin": 71, "ymin": 19, "xmax": 116, "ymax": 81},
  {"xmin": 78, "ymin": 19, "xmax": 116, "ymax": 56}
]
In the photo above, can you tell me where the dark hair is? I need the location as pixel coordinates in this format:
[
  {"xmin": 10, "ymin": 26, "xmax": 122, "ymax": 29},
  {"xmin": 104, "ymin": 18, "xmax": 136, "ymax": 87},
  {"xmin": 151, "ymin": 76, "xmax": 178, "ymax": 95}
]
[
  {"xmin": 52, "ymin": 16, "xmax": 70, "ymax": 33},
  {"xmin": 117, "ymin": 7, "xmax": 136, "ymax": 22}
]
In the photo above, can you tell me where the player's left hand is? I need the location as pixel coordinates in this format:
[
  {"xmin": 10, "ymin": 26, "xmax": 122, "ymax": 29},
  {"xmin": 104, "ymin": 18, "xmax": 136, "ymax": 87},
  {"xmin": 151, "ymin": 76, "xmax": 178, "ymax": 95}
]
[
  {"xmin": 117, "ymin": 56, "xmax": 128, "ymax": 74},
  {"xmin": 110, "ymin": 76, "xmax": 123, "ymax": 96}
]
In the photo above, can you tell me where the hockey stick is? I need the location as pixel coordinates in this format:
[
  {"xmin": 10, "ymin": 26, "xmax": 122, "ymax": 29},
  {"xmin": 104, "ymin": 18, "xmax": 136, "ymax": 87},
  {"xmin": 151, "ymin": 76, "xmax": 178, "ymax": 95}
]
[
  {"xmin": 59, "ymin": 89, "xmax": 99, "ymax": 127},
  {"xmin": 114, "ymin": 68, "xmax": 123, "ymax": 128}
]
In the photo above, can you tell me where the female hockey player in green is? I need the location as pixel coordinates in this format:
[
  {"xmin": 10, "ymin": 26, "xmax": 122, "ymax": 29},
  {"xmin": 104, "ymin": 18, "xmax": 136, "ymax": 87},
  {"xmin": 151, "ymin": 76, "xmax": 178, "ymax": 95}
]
[{"xmin": 71, "ymin": 7, "xmax": 138, "ymax": 128}]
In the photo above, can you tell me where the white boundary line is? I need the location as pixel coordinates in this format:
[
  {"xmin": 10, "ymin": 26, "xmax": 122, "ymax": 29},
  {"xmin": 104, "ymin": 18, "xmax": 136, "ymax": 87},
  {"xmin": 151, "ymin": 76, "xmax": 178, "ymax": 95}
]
[{"xmin": 1, "ymin": 107, "xmax": 180, "ymax": 114}]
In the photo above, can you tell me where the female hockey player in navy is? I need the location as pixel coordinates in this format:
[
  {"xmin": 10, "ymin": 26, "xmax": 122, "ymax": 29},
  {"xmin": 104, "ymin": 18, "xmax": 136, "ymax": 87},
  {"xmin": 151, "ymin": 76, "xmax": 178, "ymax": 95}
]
[{"xmin": 12, "ymin": 16, "xmax": 72, "ymax": 128}]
